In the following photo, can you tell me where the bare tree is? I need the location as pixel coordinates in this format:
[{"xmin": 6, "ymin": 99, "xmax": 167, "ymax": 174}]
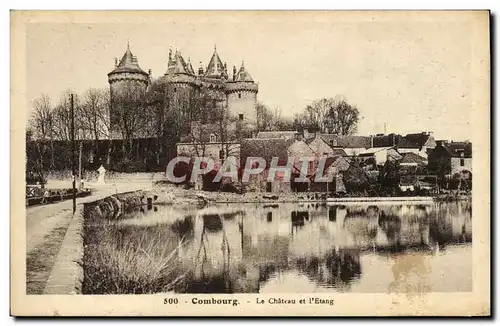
[
  {"xmin": 80, "ymin": 88, "xmax": 111, "ymax": 141},
  {"xmin": 111, "ymin": 87, "xmax": 153, "ymax": 141},
  {"xmin": 29, "ymin": 94, "xmax": 54, "ymax": 140},
  {"xmin": 256, "ymin": 102, "xmax": 294, "ymax": 132}
]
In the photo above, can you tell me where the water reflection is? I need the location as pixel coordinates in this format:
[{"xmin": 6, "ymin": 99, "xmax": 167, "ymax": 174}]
[{"xmin": 115, "ymin": 200, "xmax": 472, "ymax": 293}]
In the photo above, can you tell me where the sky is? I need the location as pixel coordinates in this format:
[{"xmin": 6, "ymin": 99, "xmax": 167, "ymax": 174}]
[{"xmin": 25, "ymin": 11, "xmax": 483, "ymax": 141}]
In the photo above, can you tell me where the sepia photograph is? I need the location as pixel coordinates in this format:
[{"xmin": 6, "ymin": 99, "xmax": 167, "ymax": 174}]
[{"xmin": 10, "ymin": 10, "xmax": 490, "ymax": 316}]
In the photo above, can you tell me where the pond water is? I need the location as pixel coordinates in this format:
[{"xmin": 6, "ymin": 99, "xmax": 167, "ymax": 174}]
[{"xmin": 117, "ymin": 200, "xmax": 472, "ymax": 293}]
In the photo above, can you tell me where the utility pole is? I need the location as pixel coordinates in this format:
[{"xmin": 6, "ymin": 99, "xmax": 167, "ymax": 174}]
[
  {"xmin": 70, "ymin": 94, "xmax": 76, "ymax": 214},
  {"xmin": 78, "ymin": 141, "xmax": 83, "ymax": 189}
]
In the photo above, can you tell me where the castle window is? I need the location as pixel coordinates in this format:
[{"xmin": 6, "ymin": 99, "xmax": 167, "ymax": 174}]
[
  {"xmin": 210, "ymin": 133, "xmax": 216, "ymax": 143},
  {"xmin": 460, "ymin": 158, "xmax": 465, "ymax": 166},
  {"xmin": 173, "ymin": 88, "xmax": 177, "ymax": 93},
  {"xmin": 239, "ymin": 114, "xmax": 244, "ymax": 121},
  {"xmin": 238, "ymin": 93, "xmax": 241, "ymax": 98},
  {"xmin": 219, "ymin": 150, "xmax": 224, "ymax": 159}
]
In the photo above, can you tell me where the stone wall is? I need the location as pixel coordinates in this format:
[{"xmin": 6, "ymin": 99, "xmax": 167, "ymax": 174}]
[{"xmin": 451, "ymin": 157, "xmax": 472, "ymax": 175}]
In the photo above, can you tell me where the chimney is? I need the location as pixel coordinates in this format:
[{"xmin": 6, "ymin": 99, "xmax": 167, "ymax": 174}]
[
  {"xmin": 114, "ymin": 57, "xmax": 118, "ymax": 67},
  {"xmin": 370, "ymin": 135, "xmax": 374, "ymax": 148}
]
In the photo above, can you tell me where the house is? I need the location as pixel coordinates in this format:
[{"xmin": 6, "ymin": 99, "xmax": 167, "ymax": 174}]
[
  {"xmin": 397, "ymin": 132, "xmax": 436, "ymax": 158},
  {"xmin": 240, "ymin": 138, "xmax": 294, "ymax": 193},
  {"xmin": 358, "ymin": 147, "xmax": 402, "ymax": 168},
  {"xmin": 319, "ymin": 134, "xmax": 372, "ymax": 157},
  {"xmin": 428, "ymin": 140, "xmax": 472, "ymax": 178},
  {"xmin": 373, "ymin": 132, "xmax": 436, "ymax": 158},
  {"xmin": 309, "ymin": 155, "xmax": 350, "ymax": 193}
]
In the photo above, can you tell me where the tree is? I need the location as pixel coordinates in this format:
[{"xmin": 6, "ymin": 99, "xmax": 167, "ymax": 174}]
[
  {"xmin": 379, "ymin": 159, "xmax": 401, "ymax": 195},
  {"xmin": 80, "ymin": 88, "xmax": 111, "ymax": 141},
  {"xmin": 295, "ymin": 96, "xmax": 360, "ymax": 135},
  {"xmin": 29, "ymin": 94, "xmax": 54, "ymax": 140},
  {"xmin": 256, "ymin": 102, "xmax": 295, "ymax": 132}
]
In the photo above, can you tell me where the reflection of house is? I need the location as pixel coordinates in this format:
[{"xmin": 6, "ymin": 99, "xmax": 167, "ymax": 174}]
[{"xmin": 428, "ymin": 140, "xmax": 472, "ymax": 177}]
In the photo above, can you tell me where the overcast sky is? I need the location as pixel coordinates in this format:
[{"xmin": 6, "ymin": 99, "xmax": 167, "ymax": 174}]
[{"xmin": 26, "ymin": 11, "xmax": 483, "ymax": 141}]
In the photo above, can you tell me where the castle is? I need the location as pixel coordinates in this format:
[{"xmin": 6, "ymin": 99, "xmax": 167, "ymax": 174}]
[{"xmin": 107, "ymin": 43, "xmax": 259, "ymax": 140}]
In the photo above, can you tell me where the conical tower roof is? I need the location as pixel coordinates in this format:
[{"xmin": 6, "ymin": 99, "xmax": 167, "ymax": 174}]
[
  {"xmin": 204, "ymin": 45, "xmax": 226, "ymax": 79},
  {"xmin": 187, "ymin": 58, "xmax": 195, "ymax": 75},
  {"xmin": 234, "ymin": 61, "xmax": 254, "ymax": 82},
  {"xmin": 108, "ymin": 43, "xmax": 148, "ymax": 76},
  {"xmin": 166, "ymin": 50, "xmax": 194, "ymax": 76}
]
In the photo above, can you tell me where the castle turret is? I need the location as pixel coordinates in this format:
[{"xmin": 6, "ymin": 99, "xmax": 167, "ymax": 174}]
[
  {"xmin": 108, "ymin": 43, "xmax": 149, "ymax": 96},
  {"xmin": 108, "ymin": 43, "xmax": 149, "ymax": 138},
  {"xmin": 226, "ymin": 61, "xmax": 259, "ymax": 126},
  {"xmin": 163, "ymin": 49, "xmax": 198, "ymax": 133},
  {"xmin": 204, "ymin": 45, "xmax": 227, "ymax": 80}
]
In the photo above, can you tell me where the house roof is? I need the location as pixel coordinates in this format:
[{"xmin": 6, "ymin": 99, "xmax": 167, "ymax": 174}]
[
  {"xmin": 331, "ymin": 148, "xmax": 347, "ymax": 156},
  {"xmin": 359, "ymin": 147, "xmax": 393, "ymax": 156},
  {"xmin": 108, "ymin": 43, "xmax": 148, "ymax": 76},
  {"xmin": 320, "ymin": 134, "xmax": 372, "ymax": 149},
  {"xmin": 373, "ymin": 132, "xmax": 434, "ymax": 149},
  {"xmin": 324, "ymin": 155, "xmax": 350, "ymax": 170},
  {"xmin": 372, "ymin": 134, "xmax": 395, "ymax": 147},
  {"xmin": 240, "ymin": 138, "xmax": 292, "ymax": 167},
  {"xmin": 256, "ymin": 131, "xmax": 298, "ymax": 139},
  {"xmin": 400, "ymin": 152, "xmax": 427, "ymax": 165},
  {"xmin": 398, "ymin": 132, "xmax": 434, "ymax": 149},
  {"xmin": 442, "ymin": 141, "xmax": 472, "ymax": 158}
]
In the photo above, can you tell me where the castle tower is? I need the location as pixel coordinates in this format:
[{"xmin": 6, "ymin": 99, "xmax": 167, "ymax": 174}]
[
  {"xmin": 107, "ymin": 43, "xmax": 149, "ymax": 137},
  {"xmin": 108, "ymin": 43, "xmax": 149, "ymax": 97},
  {"xmin": 204, "ymin": 45, "xmax": 228, "ymax": 80},
  {"xmin": 164, "ymin": 49, "xmax": 199, "ymax": 133},
  {"xmin": 200, "ymin": 46, "xmax": 229, "ymax": 122},
  {"xmin": 226, "ymin": 61, "xmax": 259, "ymax": 127}
]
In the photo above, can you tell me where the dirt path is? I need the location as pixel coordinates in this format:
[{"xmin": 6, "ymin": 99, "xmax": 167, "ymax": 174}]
[{"xmin": 25, "ymin": 184, "xmax": 148, "ymax": 294}]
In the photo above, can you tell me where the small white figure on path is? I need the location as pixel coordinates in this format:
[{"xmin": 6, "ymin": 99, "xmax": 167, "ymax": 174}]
[{"xmin": 97, "ymin": 165, "xmax": 106, "ymax": 186}]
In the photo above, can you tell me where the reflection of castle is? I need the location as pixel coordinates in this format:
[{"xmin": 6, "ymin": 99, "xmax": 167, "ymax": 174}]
[
  {"xmin": 165, "ymin": 201, "xmax": 471, "ymax": 293},
  {"xmin": 108, "ymin": 44, "xmax": 259, "ymax": 139}
]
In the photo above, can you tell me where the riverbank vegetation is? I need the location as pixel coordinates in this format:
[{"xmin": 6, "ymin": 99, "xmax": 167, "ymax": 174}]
[{"xmin": 81, "ymin": 193, "xmax": 189, "ymax": 294}]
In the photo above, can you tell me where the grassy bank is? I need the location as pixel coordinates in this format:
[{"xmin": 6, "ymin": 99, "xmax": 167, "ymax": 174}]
[
  {"xmin": 81, "ymin": 193, "xmax": 188, "ymax": 294},
  {"xmin": 26, "ymin": 225, "xmax": 71, "ymax": 294}
]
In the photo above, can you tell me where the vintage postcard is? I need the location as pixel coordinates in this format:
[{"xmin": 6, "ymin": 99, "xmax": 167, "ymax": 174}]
[{"xmin": 11, "ymin": 10, "xmax": 490, "ymax": 316}]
